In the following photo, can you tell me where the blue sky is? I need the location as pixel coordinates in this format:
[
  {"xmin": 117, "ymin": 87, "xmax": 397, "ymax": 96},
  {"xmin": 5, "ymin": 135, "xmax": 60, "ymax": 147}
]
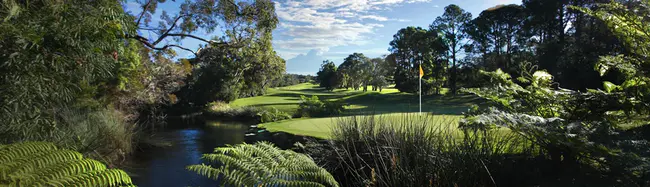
[{"xmin": 124, "ymin": 0, "xmax": 520, "ymax": 75}]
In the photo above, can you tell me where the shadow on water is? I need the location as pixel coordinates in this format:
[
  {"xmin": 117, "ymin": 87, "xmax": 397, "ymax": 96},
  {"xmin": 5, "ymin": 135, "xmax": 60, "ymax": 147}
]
[{"xmin": 123, "ymin": 118, "xmax": 249, "ymax": 187}]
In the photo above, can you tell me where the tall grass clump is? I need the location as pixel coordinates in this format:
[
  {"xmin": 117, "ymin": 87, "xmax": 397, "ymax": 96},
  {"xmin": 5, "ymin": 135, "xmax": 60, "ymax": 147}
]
[{"xmin": 306, "ymin": 114, "xmax": 542, "ymax": 187}]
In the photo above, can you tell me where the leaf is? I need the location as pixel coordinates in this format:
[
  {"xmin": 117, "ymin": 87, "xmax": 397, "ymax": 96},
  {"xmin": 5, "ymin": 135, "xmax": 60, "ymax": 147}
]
[{"xmin": 603, "ymin": 81, "xmax": 619, "ymax": 93}]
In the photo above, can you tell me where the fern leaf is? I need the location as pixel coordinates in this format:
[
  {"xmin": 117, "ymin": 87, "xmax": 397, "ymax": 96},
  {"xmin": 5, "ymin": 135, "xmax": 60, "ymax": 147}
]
[
  {"xmin": 188, "ymin": 142, "xmax": 339, "ymax": 187},
  {"xmin": 0, "ymin": 142, "xmax": 134, "ymax": 187},
  {"xmin": 0, "ymin": 142, "xmax": 58, "ymax": 164},
  {"xmin": 16, "ymin": 159, "xmax": 107, "ymax": 185}
]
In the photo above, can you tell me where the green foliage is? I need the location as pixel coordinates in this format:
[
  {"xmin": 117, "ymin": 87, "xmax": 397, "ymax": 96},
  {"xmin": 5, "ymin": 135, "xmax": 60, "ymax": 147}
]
[
  {"xmin": 186, "ymin": 142, "xmax": 338, "ymax": 187},
  {"xmin": 296, "ymin": 96, "xmax": 345, "ymax": 118},
  {"xmin": 431, "ymin": 4, "xmax": 473, "ymax": 95},
  {"xmin": 462, "ymin": 65, "xmax": 650, "ymax": 183},
  {"xmin": 572, "ymin": 0, "xmax": 650, "ymax": 115},
  {"xmin": 0, "ymin": 0, "xmax": 136, "ymax": 138},
  {"xmin": 317, "ymin": 60, "xmax": 338, "ymax": 91},
  {"xmin": 337, "ymin": 53, "xmax": 371, "ymax": 90},
  {"xmin": 0, "ymin": 141, "xmax": 134, "ymax": 186},
  {"xmin": 389, "ymin": 26, "xmax": 447, "ymax": 93},
  {"xmin": 258, "ymin": 107, "xmax": 292, "ymax": 123}
]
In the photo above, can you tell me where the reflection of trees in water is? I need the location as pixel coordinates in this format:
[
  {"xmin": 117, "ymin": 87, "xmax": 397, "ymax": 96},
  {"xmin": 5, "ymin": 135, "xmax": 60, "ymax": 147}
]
[{"xmin": 127, "ymin": 121, "xmax": 247, "ymax": 187}]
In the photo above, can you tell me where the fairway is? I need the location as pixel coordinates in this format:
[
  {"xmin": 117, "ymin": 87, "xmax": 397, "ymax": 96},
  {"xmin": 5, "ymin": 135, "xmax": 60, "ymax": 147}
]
[
  {"xmin": 231, "ymin": 83, "xmax": 480, "ymax": 115},
  {"xmin": 228, "ymin": 83, "xmax": 483, "ymax": 138}
]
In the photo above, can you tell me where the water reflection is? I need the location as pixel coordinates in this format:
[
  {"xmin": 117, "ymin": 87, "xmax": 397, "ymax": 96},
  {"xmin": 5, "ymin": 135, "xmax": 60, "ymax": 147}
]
[{"xmin": 125, "ymin": 120, "xmax": 248, "ymax": 187}]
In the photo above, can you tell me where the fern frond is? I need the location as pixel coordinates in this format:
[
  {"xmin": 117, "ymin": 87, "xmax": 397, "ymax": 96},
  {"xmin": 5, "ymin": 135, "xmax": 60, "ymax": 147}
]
[
  {"xmin": 14, "ymin": 159, "xmax": 107, "ymax": 185},
  {"xmin": 0, "ymin": 142, "xmax": 58, "ymax": 164},
  {"xmin": 187, "ymin": 142, "xmax": 339, "ymax": 187},
  {"xmin": 0, "ymin": 142, "xmax": 135, "ymax": 187},
  {"xmin": 3, "ymin": 149, "xmax": 83, "ymax": 182}
]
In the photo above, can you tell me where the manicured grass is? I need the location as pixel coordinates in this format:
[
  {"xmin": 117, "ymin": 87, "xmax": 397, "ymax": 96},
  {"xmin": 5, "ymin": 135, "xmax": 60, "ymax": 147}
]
[
  {"xmin": 231, "ymin": 83, "xmax": 480, "ymax": 115},
  {"xmin": 230, "ymin": 83, "xmax": 484, "ymax": 138}
]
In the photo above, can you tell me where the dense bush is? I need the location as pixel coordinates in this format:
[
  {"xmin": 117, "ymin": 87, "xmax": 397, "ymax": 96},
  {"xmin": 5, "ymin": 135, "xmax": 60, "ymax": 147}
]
[
  {"xmin": 296, "ymin": 95, "xmax": 345, "ymax": 117},
  {"xmin": 258, "ymin": 107, "xmax": 292, "ymax": 123},
  {"xmin": 305, "ymin": 114, "xmax": 549, "ymax": 187},
  {"xmin": 462, "ymin": 66, "xmax": 650, "ymax": 184},
  {"xmin": 187, "ymin": 142, "xmax": 338, "ymax": 187}
]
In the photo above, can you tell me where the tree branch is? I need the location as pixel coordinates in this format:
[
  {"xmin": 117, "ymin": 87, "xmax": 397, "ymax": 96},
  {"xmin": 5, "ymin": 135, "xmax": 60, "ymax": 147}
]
[
  {"xmin": 136, "ymin": 0, "xmax": 155, "ymax": 27},
  {"xmin": 152, "ymin": 15, "xmax": 188, "ymax": 46}
]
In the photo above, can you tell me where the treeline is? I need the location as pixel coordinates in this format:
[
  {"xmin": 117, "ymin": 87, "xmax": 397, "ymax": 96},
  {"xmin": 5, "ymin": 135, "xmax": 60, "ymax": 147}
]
[
  {"xmin": 316, "ymin": 53, "xmax": 392, "ymax": 92},
  {"xmin": 272, "ymin": 74, "xmax": 315, "ymax": 88},
  {"xmin": 0, "ymin": 0, "xmax": 282, "ymax": 164},
  {"xmin": 319, "ymin": 0, "xmax": 637, "ymax": 95}
]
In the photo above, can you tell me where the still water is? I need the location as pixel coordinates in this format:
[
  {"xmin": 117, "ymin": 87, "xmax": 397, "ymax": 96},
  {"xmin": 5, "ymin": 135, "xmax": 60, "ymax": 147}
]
[{"xmin": 124, "ymin": 120, "xmax": 248, "ymax": 187}]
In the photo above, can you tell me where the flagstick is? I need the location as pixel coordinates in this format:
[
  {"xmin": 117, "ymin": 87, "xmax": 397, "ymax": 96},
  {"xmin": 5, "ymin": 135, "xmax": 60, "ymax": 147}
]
[{"xmin": 419, "ymin": 71, "xmax": 422, "ymax": 114}]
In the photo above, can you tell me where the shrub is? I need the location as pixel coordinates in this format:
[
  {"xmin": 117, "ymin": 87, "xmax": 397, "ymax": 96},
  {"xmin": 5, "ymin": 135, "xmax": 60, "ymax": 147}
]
[
  {"xmin": 187, "ymin": 142, "xmax": 339, "ymax": 187},
  {"xmin": 296, "ymin": 95, "xmax": 344, "ymax": 117},
  {"xmin": 0, "ymin": 141, "xmax": 134, "ymax": 186},
  {"xmin": 258, "ymin": 107, "xmax": 292, "ymax": 123}
]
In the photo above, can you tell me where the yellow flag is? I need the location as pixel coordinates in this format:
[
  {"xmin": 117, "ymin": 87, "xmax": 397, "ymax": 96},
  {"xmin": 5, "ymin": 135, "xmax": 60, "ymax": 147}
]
[{"xmin": 419, "ymin": 65, "xmax": 424, "ymax": 78}]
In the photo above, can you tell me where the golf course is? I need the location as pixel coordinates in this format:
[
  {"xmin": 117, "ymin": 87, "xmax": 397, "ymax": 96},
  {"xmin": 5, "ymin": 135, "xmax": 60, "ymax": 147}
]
[{"xmin": 228, "ymin": 83, "xmax": 481, "ymax": 139}]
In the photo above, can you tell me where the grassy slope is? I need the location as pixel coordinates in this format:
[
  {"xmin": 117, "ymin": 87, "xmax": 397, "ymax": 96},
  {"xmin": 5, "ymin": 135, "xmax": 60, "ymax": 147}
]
[{"xmin": 230, "ymin": 83, "xmax": 482, "ymax": 138}]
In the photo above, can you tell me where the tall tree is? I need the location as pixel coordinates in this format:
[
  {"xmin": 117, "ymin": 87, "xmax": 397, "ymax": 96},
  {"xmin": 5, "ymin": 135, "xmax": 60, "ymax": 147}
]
[
  {"xmin": 390, "ymin": 27, "xmax": 446, "ymax": 94},
  {"xmin": 338, "ymin": 53, "xmax": 370, "ymax": 90},
  {"xmin": 466, "ymin": 4, "xmax": 529, "ymax": 74},
  {"xmin": 430, "ymin": 4, "xmax": 472, "ymax": 95},
  {"xmin": 316, "ymin": 60, "xmax": 338, "ymax": 91}
]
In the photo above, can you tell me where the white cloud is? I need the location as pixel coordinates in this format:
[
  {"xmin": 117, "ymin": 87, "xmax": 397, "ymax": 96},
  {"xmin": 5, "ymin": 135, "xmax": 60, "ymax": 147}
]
[
  {"xmin": 274, "ymin": 0, "xmax": 431, "ymax": 52},
  {"xmin": 360, "ymin": 15, "xmax": 389, "ymax": 21},
  {"xmin": 433, "ymin": 4, "xmax": 440, "ymax": 8}
]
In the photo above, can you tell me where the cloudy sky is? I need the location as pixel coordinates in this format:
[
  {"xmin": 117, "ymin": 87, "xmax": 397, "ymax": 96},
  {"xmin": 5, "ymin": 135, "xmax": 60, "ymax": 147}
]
[{"xmin": 125, "ymin": 0, "xmax": 520, "ymax": 75}]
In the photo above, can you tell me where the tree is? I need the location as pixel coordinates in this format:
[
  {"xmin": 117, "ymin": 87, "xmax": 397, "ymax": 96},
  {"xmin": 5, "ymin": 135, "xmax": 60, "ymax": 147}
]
[
  {"xmin": 338, "ymin": 53, "xmax": 370, "ymax": 90},
  {"xmin": 369, "ymin": 57, "xmax": 390, "ymax": 92},
  {"xmin": 126, "ymin": 0, "xmax": 278, "ymax": 56},
  {"xmin": 0, "ymin": 0, "xmax": 137, "ymax": 139},
  {"xmin": 430, "ymin": 4, "xmax": 472, "ymax": 95},
  {"xmin": 389, "ymin": 27, "xmax": 446, "ymax": 94},
  {"xmin": 465, "ymin": 4, "xmax": 529, "ymax": 74},
  {"xmin": 317, "ymin": 60, "xmax": 338, "ymax": 91}
]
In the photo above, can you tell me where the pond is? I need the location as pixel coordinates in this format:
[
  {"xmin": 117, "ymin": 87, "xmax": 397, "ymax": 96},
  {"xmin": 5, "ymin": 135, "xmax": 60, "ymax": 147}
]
[{"xmin": 123, "ymin": 119, "xmax": 249, "ymax": 187}]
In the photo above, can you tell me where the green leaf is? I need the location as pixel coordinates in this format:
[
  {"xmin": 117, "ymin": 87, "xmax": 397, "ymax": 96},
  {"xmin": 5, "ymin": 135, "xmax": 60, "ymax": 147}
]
[{"xmin": 603, "ymin": 81, "xmax": 619, "ymax": 93}]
